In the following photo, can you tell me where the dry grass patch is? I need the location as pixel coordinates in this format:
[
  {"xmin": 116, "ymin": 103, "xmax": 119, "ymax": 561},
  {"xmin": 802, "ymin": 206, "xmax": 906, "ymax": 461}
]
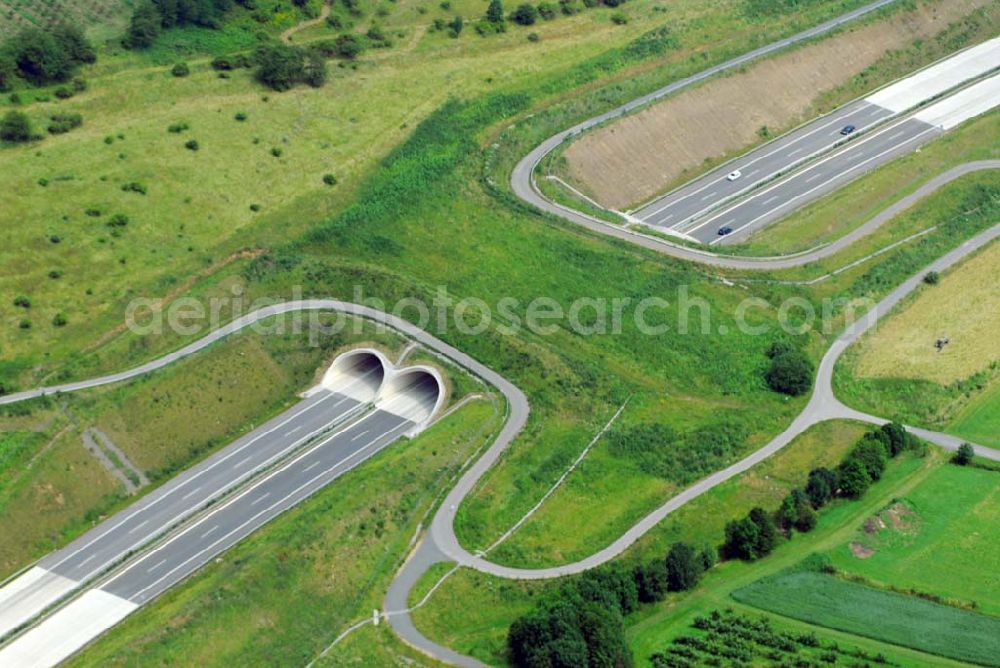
[
  {"xmin": 854, "ymin": 241, "xmax": 1000, "ymax": 384},
  {"xmin": 561, "ymin": 0, "xmax": 990, "ymax": 209}
]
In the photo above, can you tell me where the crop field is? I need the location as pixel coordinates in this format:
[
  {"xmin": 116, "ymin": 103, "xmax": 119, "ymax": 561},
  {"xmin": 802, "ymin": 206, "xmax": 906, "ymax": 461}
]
[
  {"xmin": 732, "ymin": 570, "xmax": 1000, "ymax": 666},
  {"xmin": 557, "ymin": 0, "xmax": 996, "ymax": 209},
  {"xmin": 828, "ymin": 462, "xmax": 1000, "ymax": 616}
]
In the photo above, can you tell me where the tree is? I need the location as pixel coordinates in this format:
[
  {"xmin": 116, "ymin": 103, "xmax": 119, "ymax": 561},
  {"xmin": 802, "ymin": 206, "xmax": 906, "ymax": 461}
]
[
  {"xmin": 511, "ymin": 2, "xmax": 538, "ymax": 24},
  {"xmin": 805, "ymin": 467, "xmax": 836, "ymax": 508},
  {"xmin": 0, "ymin": 110, "xmax": 33, "ymax": 142},
  {"xmin": 50, "ymin": 23, "xmax": 95, "ymax": 64},
  {"xmin": 765, "ymin": 346, "xmax": 814, "ymax": 396},
  {"xmin": 578, "ymin": 602, "xmax": 633, "ymax": 668},
  {"xmin": 634, "ymin": 559, "xmax": 667, "ymax": 603},
  {"xmin": 748, "ymin": 507, "xmax": 778, "ymax": 555},
  {"xmin": 126, "ymin": 2, "xmax": 163, "ymax": 49},
  {"xmin": 665, "ymin": 542, "xmax": 704, "ymax": 592},
  {"xmin": 486, "ymin": 0, "xmax": 505, "ymax": 23},
  {"xmin": 12, "ymin": 30, "xmax": 71, "ymax": 84},
  {"xmin": 723, "ymin": 517, "xmax": 759, "ymax": 561},
  {"xmin": 850, "ymin": 435, "xmax": 888, "ymax": 481},
  {"xmin": 953, "ymin": 443, "xmax": 974, "ymax": 466},
  {"xmin": 334, "ymin": 34, "xmax": 364, "ymax": 59},
  {"xmin": 302, "ymin": 50, "xmax": 327, "ymax": 87},
  {"xmin": 255, "ymin": 43, "xmax": 305, "ymax": 91},
  {"xmin": 879, "ymin": 422, "xmax": 910, "ymax": 457},
  {"xmin": 838, "ymin": 458, "xmax": 871, "ymax": 498},
  {"xmin": 447, "ymin": 15, "xmax": 464, "ymax": 37}
]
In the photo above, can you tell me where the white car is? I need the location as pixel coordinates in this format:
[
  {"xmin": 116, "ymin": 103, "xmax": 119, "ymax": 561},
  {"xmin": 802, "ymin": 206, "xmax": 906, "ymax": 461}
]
[{"xmin": 726, "ymin": 169, "xmax": 742, "ymax": 182}]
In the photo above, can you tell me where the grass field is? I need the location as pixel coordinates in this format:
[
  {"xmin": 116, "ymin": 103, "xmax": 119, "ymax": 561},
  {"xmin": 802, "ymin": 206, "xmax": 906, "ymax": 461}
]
[
  {"xmin": 828, "ymin": 463, "xmax": 1000, "ymax": 617},
  {"xmin": 558, "ymin": 0, "xmax": 995, "ymax": 209},
  {"xmin": 733, "ymin": 570, "xmax": 1000, "ymax": 666}
]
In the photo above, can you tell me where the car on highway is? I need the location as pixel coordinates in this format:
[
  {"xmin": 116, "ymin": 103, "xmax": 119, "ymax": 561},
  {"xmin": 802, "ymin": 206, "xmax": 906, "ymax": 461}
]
[
  {"xmin": 840, "ymin": 124, "xmax": 856, "ymax": 135},
  {"xmin": 717, "ymin": 226, "xmax": 733, "ymax": 236},
  {"xmin": 726, "ymin": 170, "xmax": 742, "ymax": 181}
]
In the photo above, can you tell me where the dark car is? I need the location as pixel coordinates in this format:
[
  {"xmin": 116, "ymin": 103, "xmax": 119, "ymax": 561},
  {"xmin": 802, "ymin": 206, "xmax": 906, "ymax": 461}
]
[
  {"xmin": 718, "ymin": 226, "xmax": 733, "ymax": 236},
  {"xmin": 840, "ymin": 124, "xmax": 856, "ymax": 135}
]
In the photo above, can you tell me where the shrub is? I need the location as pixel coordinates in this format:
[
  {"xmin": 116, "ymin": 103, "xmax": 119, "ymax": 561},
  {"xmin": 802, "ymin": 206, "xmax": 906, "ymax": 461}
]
[
  {"xmin": 72, "ymin": 77, "xmax": 87, "ymax": 92},
  {"xmin": 13, "ymin": 295, "xmax": 31, "ymax": 308},
  {"xmin": 234, "ymin": 111, "xmax": 248, "ymax": 121},
  {"xmin": 723, "ymin": 507, "xmax": 778, "ymax": 561},
  {"xmin": 923, "ymin": 271, "xmax": 940, "ymax": 285},
  {"xmin": 121, "ymin": 181, "xmax": 147, "ymax": 195},
  {"xmin": 271, "ymin": 147, "xmax": 283, "ymax": 157},
  {"xmin": 106, "ymin": 213, "xmax": 130, "ymax": 228},
  {"xmin": 1, "ymin": 111, "xmax": 34, "ymax": 143},
  {"xmin": 85, "ymin": 207, "xmax": 101, "ymax": 217},
  {"xmin": 486, "ymin": 0, "xmax": 505, "ymax": 23},
  {"xmin": 255, "ymin": 44, "xmax": 305, "ymax": 91},
  {"xmin": 334, "ymin": 34, "xmax": 365, "ymax": 59},
  {"xmin": 52, "ymin": 313, "xmax": 68, "ymax": 327},
  {"xmin": 537, "ymin": 2, "xmax": 557, "ymax": 19},
  {"xmin": 447, "ymin": 15, "xmax": 464, "ymax": 37},
  {"xmin": 322, "ymin": 173, "xmax": 337, "ymax": 185},
  {"xmin": 185, "ymin": 139, "xmax": 199, "ymax": 151},
  {"xmin": 249, "ymin": 203, "xmax": 261, "ymax": 212},
  {"xmin": 511, "ymin": 3, "xmax": 538, "ymax": 24},
  {"xmin": 666, "ymin": 542, "xmax": 704, "ymax": 592},
  {"xmin": 765, "ymin": 343, "xmax": 814, "ymax": 396},
  {"xmin": 171, "ymin": 62, "xmax": 191, "ymax": 77},
  {"xmin": 527, "ymin": 32, "xmax": 540, "ymax": 42},
  {"xmin": 610, "ymin": 10, "xmax": 627, "ymax": 24},
  {"xmin": 54, "ymin": 86, "xmax": 74, "ymax": 99},
  {"xmin": 805, "ymin": 467, "xmax": 836, "ymax": 508},
  {"xmin": 837, "ymin": 458, "xmax": 871, "ymax": 498},
  {"xmin": 559, "ymin": 0, "xmax": 581, "ymax": 14},
  {"xmin": 634, "ymin": 559, "xmax": 668, "ymax": 603},
  {"xmin": 302, "ymin": 50, "xmax": 328, "ymax": 87},
  {"xmin": 953, "ymin": 443, "xmax": 974, "ymax": 466},
  {"xmin": 847, "ymin": 434, "xmax": 888, "ymax": 481},
  {"xmin": 19, "ymin": 319, "xmax": 31, "ymax": 330},
  {"xmin": 168, "ymin": 121, "xmax": 189, "ymax": 133},
  {"xmin": 47, "ymin": 112, "xmax": 83, "ymax": 134}
]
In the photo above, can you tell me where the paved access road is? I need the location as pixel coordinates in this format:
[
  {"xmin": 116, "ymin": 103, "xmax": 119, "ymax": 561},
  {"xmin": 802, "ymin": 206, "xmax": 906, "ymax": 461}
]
[{"xmin": 0, "ymin": 388, "xmax": 365, "ymax": 642}]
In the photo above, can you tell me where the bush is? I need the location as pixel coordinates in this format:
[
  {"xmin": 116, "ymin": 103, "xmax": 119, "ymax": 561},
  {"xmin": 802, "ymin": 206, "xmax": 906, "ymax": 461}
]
[
  {"xmin": 171, "ymin": 62, "xmax": 191, "ymax": 77},
  {"xmin": 185, "ymin": 139, "xmax": 199, "ymax": 151},
  {"xmin": 9, "ymin": 24, "xmax": 95, "ymax": 85},
  {"xmin": 953, "ymin": 443, "xmax": 974, "ymax": 466},
  {"xmin": 723, "ymin": 507, "xmax": 778, "ymax": 561},
  {"xmin": 334, "ymin": 34, "xmax": 364, "ymax": 59},
  {"xmin": 121, "ymin": 181, "xmax": 147, "ymax": 195},
  {"xmin": 527, "ymin": 32, "xmax": 540, "ymax": 42},
  {"xmin": 765, "ymin": 343, "xmax": 814, "ymax": 396},
  {"xmin": 611, "ymin": 11, "xmax": 627, "ymax": 24},
  {"xmin": 666, "ymin": 542, "xmax": 704, "ymax": 592},
  {"xmin": 923, "ymin": 271, "xmax": 940, "ymax": 285},
  {"xmin": 234, "ymin": 111, "xmax": 248, "ymax": 121},
  {"xmin": 486, "ymin": 0, "xmax": 505, "ymax": 23},
  {"xmin": 837, "ymin": 458, "xmax": 871, "ymax": 499},
  {"xmin": 322, "ymin": 173, "xmax": 337, "ymax": 185},
  {"xmin": 1, "ymin": 110, "xmax": 33, "ymax": 143},
  {"xmin": 805, "ymin": 467, "xmax": 836, "ymax": 508},
  {"xmin": 52, "ymin": 313, "xmax": 68, "ymax": 327},
  {"xmin": 537, "ymin": 2, "xmax": 557, "ymax": 19},
  {"xmin": 559, "ymin": 0, "xmax": 581, "ymax": 14},
  {"xmin": 47, "ymin": 112, "xmax": 83, "ymax": 134},
  {"xmin": 168, "ymin": 122, "xmax": 189, "ymax": 133},
  {"xmin": 13, "ymin": 295, "xmax": 31, "ymax": 308},
  {"xmin": 54, "ymin": 86, "xmax": 74, "ymax": 99},
  {"xmin": 125, "ymin": 2, "xmax": 161, "ymax": 49},
  {"xmin": 270, "ymin": 146, "xmax": 283, "ymax": 157},
  {"xmin": 447, "ymin": 15, "xmax": 464, "ymax": 37},
  {"xmin": 302, "ymin": 50, "xmax": 328, "ymax": 87},
  {"xmin": 511, "ymin": 3, "xmax": 538, "ymax": 24},
  {"xmin": 106, "ymin": 214, "xmax": 130, "ymax": 228},
  {"xmin": 634, "ymin": 559, "xmax": 668, "ymax": 603},
  {"xmin": 255, "ymin": 44, "xmax": 305, "ymax": 91}
]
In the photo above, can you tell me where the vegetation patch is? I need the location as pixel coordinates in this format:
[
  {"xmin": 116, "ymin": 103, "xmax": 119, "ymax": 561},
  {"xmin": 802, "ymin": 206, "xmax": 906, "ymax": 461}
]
[{"xmin": 732, "ymin": 568, "xmax": 1000, "ymax": 666}]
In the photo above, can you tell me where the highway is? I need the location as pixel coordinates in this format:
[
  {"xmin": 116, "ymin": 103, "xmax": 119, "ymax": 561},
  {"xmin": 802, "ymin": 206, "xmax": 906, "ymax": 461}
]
[{"xmin": 0, "ymin": 387, "xmax": 368, "ymax": 642}]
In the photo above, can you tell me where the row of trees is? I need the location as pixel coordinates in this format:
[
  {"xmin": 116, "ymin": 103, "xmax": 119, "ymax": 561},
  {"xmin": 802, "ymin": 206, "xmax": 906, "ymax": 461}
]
[
  {"xmin": 722, "ymin": 422, "xmax": 918, "ymax": 561},
  {"xmin": 508, "ymin": 541, "xmax": 713, "ymax": 667},
  {"xmin": 0, "ymin": 25, "xmax": 95, "ymax": 91},
  {"xmin": 478, "ymin": 0, "xmax": 627, "ymax": 34}
]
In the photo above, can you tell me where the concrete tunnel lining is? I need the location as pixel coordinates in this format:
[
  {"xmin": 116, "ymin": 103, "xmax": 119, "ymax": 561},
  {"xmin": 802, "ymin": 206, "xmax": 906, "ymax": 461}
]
[
  {"xmin": 321, "ymin": 349, "xmax": 390, "ymax": 404},
  {"xmin": 376, "ymin": 366, "xmax": 445, "ymax": 430}
]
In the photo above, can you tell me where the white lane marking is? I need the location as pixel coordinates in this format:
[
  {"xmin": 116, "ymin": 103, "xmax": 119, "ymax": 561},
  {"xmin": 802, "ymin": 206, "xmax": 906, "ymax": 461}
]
[
  {"xmin": 303, "ymin": 461, "xmax": 321, "ymax": 473},
  {"xmin": 123, "ymin": 419, "xmax": 411, "ymax": 603},
  {"xmin": 251, "ymin": 493, "xmax": 270, "ymax": 506},
  {"xmin": 805, "ymin": 172, "xmax": 824, "ymax": 183},
  {"xmin": 181, "ymin": 486, "xmax": 202, "ymax": 501},
  {"xmin": 147, "ymin": 559, "xmax": 166, "ymax": 573},
  {"xmin": 49, "ymin": 389, "xmax": 350, "ymax": 573},
  {"xmin": 746, "ymin": 169, "xmax": 759, "ymax": 177},
  {"xmin": 701, "ymin": 191, "xmax": 717, "ymax": 201},
  {"xmin": 763, "ymin": 195, "xmax": 779, "ymax": 205},
  {"xmin": 78, "ymin": 554, "xmax": 95, "ymax": 568},
  {"xmin": 351, "ymin": 430, "xmax": 370, "ymax": 442},
  {"xmin": 234, "ymin": 455, "xmax": 253, "ymax": 468},
  {"xmin": 887, "ymin": 130, "xmax": 905, "ymax": 141},
  {"xmin": 285, "ymin": 426, "xmax": 303, "ymax": 436},
  {"xmin": 200, "ymin": 526, "xmax": 219, "ymax": 539},
  {"xmin": 868, "ymin": 106, "xmax": 884, "ymax": 116},
  {"xmin": 127, "ymin": 520, "xmax": 149, "ymax": 535},
  {"xmin": 787, "ymin": 148, "xmax": 802, "ymax": 157}
]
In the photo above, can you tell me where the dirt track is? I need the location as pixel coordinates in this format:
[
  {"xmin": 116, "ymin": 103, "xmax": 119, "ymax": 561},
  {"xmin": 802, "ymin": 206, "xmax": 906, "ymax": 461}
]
[{"xmin": 563, "ymin": 0, "xmax": 990, "ymax": 209}]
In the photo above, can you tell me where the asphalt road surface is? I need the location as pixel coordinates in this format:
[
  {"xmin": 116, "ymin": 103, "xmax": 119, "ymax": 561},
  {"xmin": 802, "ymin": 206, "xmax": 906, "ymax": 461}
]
[
  {"xmin": 101, "ymin": 408, "xmax": 412, "ymax": 604},
  {"xmin": 0, "ymin": 387, "xmax": 363, "ymax": 641},
  {"xmin": 634, "ymin": 99, "xmax": 895, "ymax": 230}
]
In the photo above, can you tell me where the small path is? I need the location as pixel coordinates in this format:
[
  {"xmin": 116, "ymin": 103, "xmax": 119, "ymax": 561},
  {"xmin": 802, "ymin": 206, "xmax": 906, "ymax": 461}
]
[
  {"xmin": 281, "ymin": 1, "xmax": 331, "ymax": 44},
  {"xmin": 81, "ymin": 429, "xmax": 140, "ymax": 495}
]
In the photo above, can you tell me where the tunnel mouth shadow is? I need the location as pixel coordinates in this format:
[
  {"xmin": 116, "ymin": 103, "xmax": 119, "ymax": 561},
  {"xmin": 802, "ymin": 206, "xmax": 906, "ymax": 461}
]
[
  {"xmin": 376, "ymin": 366, "xmax": 446, "ymax": 434},
  {"xmin": 321, "ymin": 349, "xmax": 390, "ymax": 404}
]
